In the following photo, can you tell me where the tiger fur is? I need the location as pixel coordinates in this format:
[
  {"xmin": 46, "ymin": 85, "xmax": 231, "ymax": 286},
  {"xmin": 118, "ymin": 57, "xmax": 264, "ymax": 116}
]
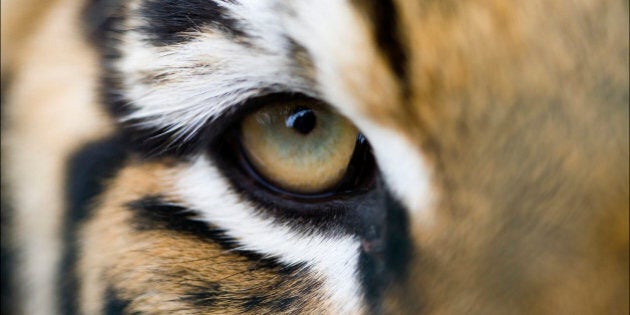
[{"xmin": 1, "ymin": 0, "xmax": 628, "ymax": 314}]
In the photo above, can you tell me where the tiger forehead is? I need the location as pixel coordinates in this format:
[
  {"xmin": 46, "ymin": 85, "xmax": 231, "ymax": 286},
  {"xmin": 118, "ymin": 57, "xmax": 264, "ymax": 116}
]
[
  {"xmin": 126, "ymin": 0, "xmax": 415, "ymax": 128},
  {"xmin": 121, "ymin": 0, "xmax": 624, "ymax": 146}
]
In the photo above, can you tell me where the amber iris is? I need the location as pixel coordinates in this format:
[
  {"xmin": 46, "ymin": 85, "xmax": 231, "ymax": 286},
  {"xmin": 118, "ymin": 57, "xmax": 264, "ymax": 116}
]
[{"xmin": 240, "ymin": 100, "xmax": 358, "ymax": 194}]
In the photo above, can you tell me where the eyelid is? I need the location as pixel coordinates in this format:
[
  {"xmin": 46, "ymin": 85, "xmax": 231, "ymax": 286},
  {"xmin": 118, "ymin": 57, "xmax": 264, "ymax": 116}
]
[
  {"xmin": 135, "ymin": 92, "xmax": 321, "ymax": 156},
  {"xmin": 208, "ymin": 92, "xmax": 324, "ymax": 141}
]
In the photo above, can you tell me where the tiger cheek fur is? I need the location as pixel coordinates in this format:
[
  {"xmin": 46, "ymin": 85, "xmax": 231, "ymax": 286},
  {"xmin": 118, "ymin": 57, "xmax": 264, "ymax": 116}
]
[
  {"xmin": 379, "ymin": 1, "xmax": 629, "ymax": 314},
  {"xmin": 78, "ymin": 162, "xmax": 327, "ymax": 314},
  {"xmin": 2, "ymin": 0, "xmax": 628, "ymax": 315}
]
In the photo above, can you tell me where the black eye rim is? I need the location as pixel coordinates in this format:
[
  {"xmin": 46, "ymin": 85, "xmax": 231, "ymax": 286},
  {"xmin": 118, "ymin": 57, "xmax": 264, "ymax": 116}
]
[
  {"xmin": 235, "ymin": 132, "xmax": 376, "ymax": 202},
  {"xmin": 208, "ymin": 93, "xmax": 377, "ymax": 206},
  {"xmin": 211, "ymin": 127, "xmax": 382, "ymax": 236},
  {"xmin": 207, "ymin": 93, "xmax": 382, "ymax": 235}
]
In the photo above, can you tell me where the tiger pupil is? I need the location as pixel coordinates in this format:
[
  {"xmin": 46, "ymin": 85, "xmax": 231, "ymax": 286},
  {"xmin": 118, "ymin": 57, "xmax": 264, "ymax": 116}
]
[{"xmin": 285, "ymin": 107, "xmax": 317, "ymax": 135}]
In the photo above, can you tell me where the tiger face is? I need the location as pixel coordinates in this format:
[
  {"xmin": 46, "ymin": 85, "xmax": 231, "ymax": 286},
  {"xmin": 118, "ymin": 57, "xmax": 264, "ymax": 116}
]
[{"xmin": 2, "ymin": 0, "xmax": 628, "ymax": 314}]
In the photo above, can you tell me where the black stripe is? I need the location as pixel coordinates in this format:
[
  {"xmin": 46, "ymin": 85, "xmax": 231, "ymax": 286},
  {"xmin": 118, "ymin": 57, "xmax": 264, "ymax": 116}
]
[
  {"xmin": 0, "ymin": 51, "xmax": 14, "ymax": 314},
  {"xmin": 127, "ymin": 196, "xmax": 316, "ymax": 312},
  {"xmin": 1, "ymin": 73, "xmax": 15, "ymax": 315},
  {"xmin": 82, "ymin": 0, "xmax": 123, "ymax": 44},
  {"xmin": 127, "ymin": 196, "xmax": 294, "ymax": 267},
  {"xmin": 104, "ymin": 287, "xmax": 135, "ymax": 315},
  {"xmin": 139, "ymin": 0, "xmax": 247, "ymax": 46},
  {"xmin": 60, "ymin": 134, "xmax": 129, "ymax": 315},
  {"xmin": 354, "ymin": 0, "xmax": 410, "ymax": 97},
  {"xmin": 179, "ymin": 278, "xmax": 314, "ymax": 313},
  {"xmin": 1, "ymin": 193, "xmax": 15, "ymax": 315},
  {"xmin": 128, "ymin": 196, "xmax": 239, "ymax": 246},
  {"xmin": 358, "ymin": 189, "xmax": 414, "ymax": 314}
]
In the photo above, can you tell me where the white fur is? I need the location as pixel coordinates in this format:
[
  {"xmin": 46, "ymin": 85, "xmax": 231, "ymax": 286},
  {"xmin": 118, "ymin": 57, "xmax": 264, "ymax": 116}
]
[
  {"xmin": 116, "ymin": 0, "xmax": 317, "ymax": 140},
  {"xmin": 176, "ymin": 157, "xmax": 365, "ymax": 314},
  {"xmin": 360, "ymin": 125, "xmax": 435, "ymax": 224}
]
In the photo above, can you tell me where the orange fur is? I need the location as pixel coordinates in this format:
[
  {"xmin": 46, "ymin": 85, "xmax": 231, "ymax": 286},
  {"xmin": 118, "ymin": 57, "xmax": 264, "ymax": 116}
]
[
  {"xmin": 80, "ymin": 161, "xmax": 329, "ymax": 314},
  {"xmin": 378, "ymin": 0, "xmax": 628, "ymax": 313}
]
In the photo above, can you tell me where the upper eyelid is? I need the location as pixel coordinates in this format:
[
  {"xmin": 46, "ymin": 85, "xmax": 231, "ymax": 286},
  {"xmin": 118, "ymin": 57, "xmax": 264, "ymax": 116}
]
[
  {"xmin": 132, "ymin": 92, "xmax": 327, "ymax": 157},
  {"xmin": 208, "ymin": 92, "xmax": 325, "ymax": 137}
]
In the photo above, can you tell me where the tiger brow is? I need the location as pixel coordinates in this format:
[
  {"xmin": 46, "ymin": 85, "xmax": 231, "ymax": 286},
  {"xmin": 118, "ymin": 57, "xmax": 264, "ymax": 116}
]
[
  {"xmin": 138, "ymin": 0, "xmax": 247, "ymax": 46},
  {"xmin": 352, "ymin": 0, "xmax": 410, "ymax": 97}
]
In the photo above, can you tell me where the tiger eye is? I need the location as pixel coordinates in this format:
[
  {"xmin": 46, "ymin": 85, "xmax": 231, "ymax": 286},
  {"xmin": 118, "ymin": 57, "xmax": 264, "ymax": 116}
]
[{"xmin": 240, "ymin": 100, "xmax": 358, "ymax": 194}]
